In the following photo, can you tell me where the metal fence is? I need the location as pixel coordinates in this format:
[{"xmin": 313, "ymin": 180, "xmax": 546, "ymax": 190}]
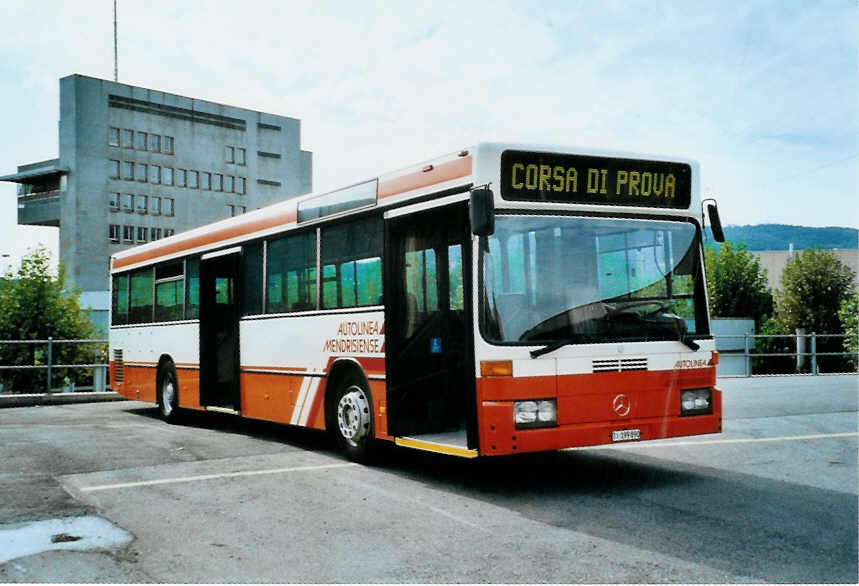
[
  {"xmin": 0, "ymin": 333, "xmax": 855, "ymax": 394},
  {"xmin": 714, "ymin": 332, "xmax": 858, "ymax": 377},
  {"xmin": 0, "ymin": 339, "xmax": 109, "ymax": 394}
]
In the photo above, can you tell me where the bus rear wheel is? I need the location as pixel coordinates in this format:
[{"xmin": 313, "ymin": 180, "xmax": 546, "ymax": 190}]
[
  {"xmin": 157, "ymin": 360, "xmax": 180, "ymax": 423},
  {"xmin": 330, "ymin": 375, "xmax": 375, "ymax": 463}
]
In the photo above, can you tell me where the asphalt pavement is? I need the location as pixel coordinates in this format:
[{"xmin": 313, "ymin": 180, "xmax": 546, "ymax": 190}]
[{"xmin": 0, "ymin": 375, "xmax": 855, "ymax": 583}]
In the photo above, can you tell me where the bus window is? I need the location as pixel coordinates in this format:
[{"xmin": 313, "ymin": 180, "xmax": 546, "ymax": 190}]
[
  {"xmin": 185, "ymin": 257, "xmax": 200, "ymax": 319},
  {"xmin": 266, "ymin": 231, "xmax": 317, "ymax": 313},
  {"xmin": 154, "ymin": 261, "xmax": 183, "ymax": 322},
  {"xmin": 321, "ymin": 217, "xmax": 383, "ymax": 309},
  {"xmin": 155, "ymin": 280, "xmax": 183, "ymax": 321},
  {"xmin": 448, "ymin": 244, "xmax": 464, "ymax": 310},
  {"xmin": 111, "ymin": 274, "xmax": 129, "ymax": 325},
  {"xmin": 129, "ymin": 268, "xmax": 154, "ymax": 324},
  {"xmin": 242, "ymin": 242, "xmax": 263, "ymax": 315}
]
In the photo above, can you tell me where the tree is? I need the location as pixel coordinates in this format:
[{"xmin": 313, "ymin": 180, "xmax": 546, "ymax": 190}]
[
  {"xmin": 704, "ymin": 242, "xmax": 774, "ymax": 329},
  {"xmin": 777, "ymin": 249, "xmax": 856, "ymax": 373},
  {"xmin": 0, "ymin": 247, "xmax": 97, "ymax": 392},
  {"xmin": 839, "ymin": 292, "xmax": 858, "ymax": 370},
  {"xmin": 777, "ymin": 249, "xmax": 855, "ymax": 334}
]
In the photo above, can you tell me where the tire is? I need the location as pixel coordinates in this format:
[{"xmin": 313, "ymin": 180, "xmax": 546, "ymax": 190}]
[
  {"xmin": 156, "ymin": 360, "xmax": 180, "ymax": 423},
  {"xmin": 328, "ymin": 373, "xmax": 375, "ymax": 463}
]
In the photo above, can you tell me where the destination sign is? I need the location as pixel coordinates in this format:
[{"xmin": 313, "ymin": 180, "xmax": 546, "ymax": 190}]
[{"xmin": 500, "ymin": 150, "xmax": 691, "ymax": 209}]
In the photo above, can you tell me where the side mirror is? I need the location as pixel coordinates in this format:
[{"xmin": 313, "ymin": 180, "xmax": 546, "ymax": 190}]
[
  {"xmin": 703, "ymin": 199, "xmax": 725, "ymax": 242},
  {"xmin": 470, "ymin": 187, "xmax": 495, "ymax": 236}
]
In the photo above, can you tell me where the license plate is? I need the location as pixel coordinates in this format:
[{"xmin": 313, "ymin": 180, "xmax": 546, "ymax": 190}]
[{"xmin": 612, "ymin": 429, "xmax": 641, "ymax": 442}]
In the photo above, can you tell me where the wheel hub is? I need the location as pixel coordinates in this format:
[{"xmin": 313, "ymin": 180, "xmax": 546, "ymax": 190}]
[
  {"xmin": 162, "ymin": 379, "xmax": 175, "ymax": 416},
  {"xmin": 337, "ymin": 386, "xmax": 370, "ymax": 447}
]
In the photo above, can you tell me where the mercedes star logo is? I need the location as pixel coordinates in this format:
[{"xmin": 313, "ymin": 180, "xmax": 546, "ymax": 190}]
[{"xmin": 613, "ymin": 394, "xmax": 631, "ymax": 417}]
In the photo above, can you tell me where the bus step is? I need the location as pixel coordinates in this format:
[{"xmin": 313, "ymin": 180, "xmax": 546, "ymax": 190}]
[{"xmin": 395, "ymin": 430, "xmax": 477, "ymax": 458}]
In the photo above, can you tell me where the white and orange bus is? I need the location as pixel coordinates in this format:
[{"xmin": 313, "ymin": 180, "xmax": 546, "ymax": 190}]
[{"xmin": 109, "ymin": 143, "xmax": 725, "ymax": 461}]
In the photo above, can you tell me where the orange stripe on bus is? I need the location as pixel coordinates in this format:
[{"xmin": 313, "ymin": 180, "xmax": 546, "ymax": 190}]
[
  {"xmin": 113, "ymin": 207, "xmax": 298, "ymax": 270},
  {"xmin": 378, "ymin": 156, "xmax": 472, "ymax": 199}
]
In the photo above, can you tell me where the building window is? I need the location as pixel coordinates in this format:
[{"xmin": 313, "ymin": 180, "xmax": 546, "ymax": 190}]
[
  {"xmin": 164, "ymin": 198, "xmax": 174, "ymax": 216},
  {"xmin": 109, "ymin": 224, "xmax": 120, "ymax": 242},
  {"xmin": 226, "ymin": 204, "xmax": 234, "ymax": 217},
  {"xmin": 188, "ymin": 170, "xmax": 199, "ymax": 189},
  {"xmin": 236, "ymin": 148, "xmax": 246, "ymax": 165},
  {"xmin": 135, "ymin": 131, "xmax": 147, "ymax": 151},
  {"xmin": 122, "ymin": 193, "xmax": 134, "ymax": 213},
  {"xmin": 176, "ymin": 169, "xmax": 186, "ymax": 187},
  {"xmin": 225, "ymin": 146, "xmax": 234, "ymax": 163},
  {"xmin": 150, "ymin": 227, "xmax": 162, "ymax": 241},
  {"xmin": 163, "ymin": 167, "xmax": 173, "ymax": 186},
  {"xmin": 136, "ymin": 163, "xmax": 148, "ymax": 182},
  {"xmin": 109, "ymin": 160, "xmax": 120, "ymax": 179},
  {"xmin": 151, "ymin": 195, "xmax": 161, "ymax": 215},
  {"xmin": 136, "ymin": 226, "xmax": 148, "ymax": 243},
  {"xmin": 122, "ymin": 129, "xmax": 133, "ymax": 148},
  {"xmin": 201, "ymin": 172, "xmax": 211, "ymax": 190},
  {"xmin": 122, "ymin": 161, "xmax": 134, "ymax": 181},
  {"xmin": 163, "ymin": 136, "xmax": 174, "ymax": 154},
  {"xmin": 164, "ymin": 228, "xmax": 175, "ymax": 237},
  {"xmin": 136, "ymin": 195, "xmax": 148, "ymax": 214},
  {"xmin": 236, "ymin": 177, "xmax": 246, "ymax": 195},
  {"xmin": 148, "ymin": 134, "xmax": 161, "ymax": 153},
  {"xmin": 225, "ymin": 175, "xmax": 234, "ymax": 193},
  {"xmin": 237, "ymin": 205, "xmax": 246, "ymax": 215},
  {"xmin": 123, "ymin": 225, "xmax": 134, "ymax": 243},
  {"xmin": 150, "ymin": 165, "xmax": 161, "ymax": 184},
  {"xmin": 213, "ymin": 173, "xmax": 223, "ymax": 192},
  {"xmin": 109, "ymin": 192, "xmax": 120, "ymax": 211},
  {"xmin": 109, "ymin": 127, "xmax": 120, "ymax": 147}
]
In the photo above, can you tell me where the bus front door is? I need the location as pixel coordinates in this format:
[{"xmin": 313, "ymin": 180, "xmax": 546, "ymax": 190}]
[
  {"xmin": 385, "ymin": 203, "xmax": 477, "ymax": 448},
  {"xmin": 199, "ymin": 249, "xmax": 241, "ymax": 411}
]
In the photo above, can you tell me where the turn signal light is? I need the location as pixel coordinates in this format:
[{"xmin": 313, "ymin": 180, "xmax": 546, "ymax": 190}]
[
  {"xmin": 710, "ymin": 350, "xmax": 720, "ymax": 366},
  {"xmin": 480, "ymin": 360, "xmax": 513, "ymax": 377}
]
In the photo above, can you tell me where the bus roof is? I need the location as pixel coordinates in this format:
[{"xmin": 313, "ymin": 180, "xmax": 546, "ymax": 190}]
[{"xmin": 111, "ymin": 142, "xmax": 699, "ymax": 273}]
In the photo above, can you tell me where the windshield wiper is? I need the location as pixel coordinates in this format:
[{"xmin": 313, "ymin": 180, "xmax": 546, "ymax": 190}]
[{"xmin": 530, "ymin": 336, "xmax": 582, "ymax": 359}]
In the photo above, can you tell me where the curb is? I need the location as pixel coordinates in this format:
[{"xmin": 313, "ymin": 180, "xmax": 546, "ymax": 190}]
[{"xmin": 0, "ymin": 392, "xmax": 125, "ymax": 409}]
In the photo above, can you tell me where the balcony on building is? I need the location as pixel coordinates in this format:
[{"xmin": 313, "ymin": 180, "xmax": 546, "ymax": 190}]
[{"xmin": 0, "ymin": 159, "xmax": 68, "ymax": 227}]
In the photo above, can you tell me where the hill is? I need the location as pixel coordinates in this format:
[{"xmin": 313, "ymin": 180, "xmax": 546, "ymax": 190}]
[{"xmin": 705, "ymin": 224, "xmax": 858, "ymax": 251}]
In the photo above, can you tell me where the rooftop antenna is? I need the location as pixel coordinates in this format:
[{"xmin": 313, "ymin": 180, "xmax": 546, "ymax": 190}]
[{"xmin": 113, "ymin": 0, "xmax": 118, "ymax": 82}]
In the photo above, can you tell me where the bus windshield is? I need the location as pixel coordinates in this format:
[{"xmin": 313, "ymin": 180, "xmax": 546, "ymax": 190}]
[{"xmin": 481, "ymin": 215, "xmax": 707, "ymax": 345}]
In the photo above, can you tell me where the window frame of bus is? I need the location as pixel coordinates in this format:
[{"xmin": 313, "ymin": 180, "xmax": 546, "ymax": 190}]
[
  {"xmin": 320, "ymin": 215, "xmax": 384, "ymax": 310},
  {"xmin": 128, "ymin": 267, "xmax": 155, "ymax": 324},
  {"xmin": 154, "ymin": 260, "xmax": 185, "ymax": 322},
  {"xmin": 111, "ymin": 273, "xmax": 130, "ymax": 325},
  {"xmin": 476, "ymin": 211, "xmax": 711, "ymax": 346},
  {"xmin": 264, "ymin": 230, "xmax": 318, "ymax": 314}
]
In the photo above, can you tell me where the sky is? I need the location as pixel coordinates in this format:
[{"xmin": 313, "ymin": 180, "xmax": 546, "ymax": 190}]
[{"xmin": 0, "ymin": 0, "xmax": 856, "ymax": 271}]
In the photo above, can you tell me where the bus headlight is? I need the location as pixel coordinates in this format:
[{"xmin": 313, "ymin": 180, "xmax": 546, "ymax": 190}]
[
  {"xmin": 680, "ymin": 388, "xmax": 712, "ymax": 416},
  {"xmin": 514, "ymin": 399, "xmax": 557, "ymax": 429}
]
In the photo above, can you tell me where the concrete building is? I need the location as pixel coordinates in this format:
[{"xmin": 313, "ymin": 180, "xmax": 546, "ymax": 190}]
[
  {"xmin": 1, "ymin": 74, "xmax": 312, "ymax": 332},
  {"xmin": 754, "ymin": 249, "xmax": 859, "ymax": 292}
]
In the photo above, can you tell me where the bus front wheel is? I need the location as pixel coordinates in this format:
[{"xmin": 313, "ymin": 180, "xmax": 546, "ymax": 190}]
[
  {"xmin": 157, "ymin": 360, "xmax": 180, "ymax": 423},
  {"xmin": 330, "ymin": 375, "xmax": 375, "ymax": 463}
]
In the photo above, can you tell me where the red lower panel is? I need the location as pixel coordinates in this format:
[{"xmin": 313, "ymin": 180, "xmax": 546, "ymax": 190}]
[{"xmin": 477, "ymin": 368, "xmax": 721, "ymax": 456}]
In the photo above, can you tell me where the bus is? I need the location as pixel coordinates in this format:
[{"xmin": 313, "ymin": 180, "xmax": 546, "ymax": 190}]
[{"xmin": 109, "ymin": 143, "xmax": 725, "ymax": 461}]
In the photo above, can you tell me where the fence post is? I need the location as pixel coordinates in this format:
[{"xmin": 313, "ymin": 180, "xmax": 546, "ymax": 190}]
[
  {"xmin": 46, "ymin": 337, "xmax": 53, "ymax": 394},
  {"xmin": 744, "ymin": 333, "xmax": 751, "ymax": 377},
  {"xmin": 810, "ymin": 332, "xmax": 817, "ymax": 375}
]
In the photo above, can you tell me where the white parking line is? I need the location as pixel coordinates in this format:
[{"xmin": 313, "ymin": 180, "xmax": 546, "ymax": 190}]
[
  {"xmin": 570, "ymin": 431, "xmax": 858, "ymax": 451},
  {"xmin": 79, "ymin": 462, "xmax": 358, "ymax": 492}
]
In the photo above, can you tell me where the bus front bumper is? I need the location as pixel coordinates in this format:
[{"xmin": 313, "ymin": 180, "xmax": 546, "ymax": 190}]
[{"xmin": 478, "ymin": 399, "xmax": 722, "ymax": 456}]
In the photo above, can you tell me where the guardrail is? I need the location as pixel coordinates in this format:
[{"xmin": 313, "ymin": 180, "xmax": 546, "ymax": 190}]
[
  {"xmin": 0, "ymin": 339, "xmax": 108, "ymax": 394},
  {"xmin": 714, "ymin": 332, "xmax": 858, "ymax": 377}
]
